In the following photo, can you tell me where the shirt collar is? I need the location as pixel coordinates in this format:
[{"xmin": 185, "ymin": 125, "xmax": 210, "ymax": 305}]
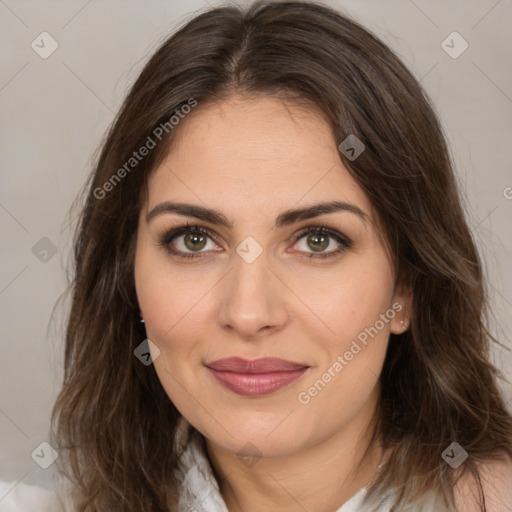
[{"xmin": 174, "ymin": 417, "xmax": 230, "ymax": 512}]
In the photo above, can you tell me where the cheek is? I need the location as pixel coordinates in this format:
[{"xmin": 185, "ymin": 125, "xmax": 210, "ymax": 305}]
[
  {"xmin": 134, "ymin": 250, "xmax": 207, "ymax": 410},
  {"xmin": 135, "ymin": 242, "xmax": 214, "ymax": 346},
  {"xmin": 295, "ymin": 295, "xmax": 392, "ymax": 428},
  {"xmin": 296, "ymin": 258, "xmax": 395, "ymax": 345},
  {"xmin": 292, "ymin": 257, "xmax": 394, "ymax": 398}
]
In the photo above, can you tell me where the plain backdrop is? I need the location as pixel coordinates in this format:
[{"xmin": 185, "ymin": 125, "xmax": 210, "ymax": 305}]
[{"xmin": 1, "ymin": 0, "xmax": 511, "ymax": 490}]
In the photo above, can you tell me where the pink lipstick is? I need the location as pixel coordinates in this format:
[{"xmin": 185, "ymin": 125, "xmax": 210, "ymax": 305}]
[{"xmin": 205, "ymin": 357, "xmax": 309, "ymax": 396}]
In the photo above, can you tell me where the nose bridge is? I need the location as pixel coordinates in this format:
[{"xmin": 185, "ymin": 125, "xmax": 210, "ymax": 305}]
[{"xmin": 216, "ymin": 245, "xmax": 288, "ymax": 338}]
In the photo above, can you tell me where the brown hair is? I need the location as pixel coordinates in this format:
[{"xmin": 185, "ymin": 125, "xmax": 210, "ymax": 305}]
[{"xmin": 50, "ymin": 1, "xmax": 512, "ymax": 510}]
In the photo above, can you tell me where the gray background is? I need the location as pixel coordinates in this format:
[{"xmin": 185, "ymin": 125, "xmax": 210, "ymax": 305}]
[{"xmin": 1, "ymin": 0, "xmax": 511, "ymax": 491}]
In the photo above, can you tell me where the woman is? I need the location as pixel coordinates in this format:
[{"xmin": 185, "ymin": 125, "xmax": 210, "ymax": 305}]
[{"xmin": 3, "ymin": 1, "xmax": 511, "ymax": 511}]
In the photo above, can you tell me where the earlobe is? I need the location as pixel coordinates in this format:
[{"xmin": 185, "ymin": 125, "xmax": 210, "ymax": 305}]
[
  {"xmin": 396, "ymin": 318, "xmax": 409, "ymax": 333},
  {"xmin": 389, "ymin": 310, "xmax": 410, "ymax": 334},
  {"xmin": 391, "ymin": 282, "xmax": 413, "ymax": 334}
]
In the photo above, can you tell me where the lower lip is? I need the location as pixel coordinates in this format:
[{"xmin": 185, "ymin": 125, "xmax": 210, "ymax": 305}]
[{"xmin": 207, "ymin": 367, "xmax": 309, "ymax": 396}]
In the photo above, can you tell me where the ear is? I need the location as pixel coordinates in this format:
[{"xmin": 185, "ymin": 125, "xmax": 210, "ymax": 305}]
[{"xmin": 389, "ymin": 280, "xmax": 413, "ymax": 335}]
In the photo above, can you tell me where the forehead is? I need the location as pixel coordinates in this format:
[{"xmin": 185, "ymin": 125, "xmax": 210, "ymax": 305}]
[{"xmin": 145, "ymin": 95, "xmax": 373, "ymax": 221}]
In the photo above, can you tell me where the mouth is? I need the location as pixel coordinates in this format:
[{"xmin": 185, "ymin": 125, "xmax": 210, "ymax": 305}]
[{"xmin": 205, "ymin": 357, "xmax": 310, "ymax": 396}]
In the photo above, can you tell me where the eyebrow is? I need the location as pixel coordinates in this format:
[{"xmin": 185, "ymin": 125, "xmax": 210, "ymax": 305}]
[{"xmin": 146, "ymin": 200, "xmax": 367, "ymax": 228}]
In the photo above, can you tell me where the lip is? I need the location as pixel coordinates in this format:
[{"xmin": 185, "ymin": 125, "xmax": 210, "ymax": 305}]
[
  {"xmin": 206, "ymin": 357, "xmax": 308, "ymax": 373},
  {"xmin": 205, "ymin": 357, "xmax": 309, "ymax": 396}
]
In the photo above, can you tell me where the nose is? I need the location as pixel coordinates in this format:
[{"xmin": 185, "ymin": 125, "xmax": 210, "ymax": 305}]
[{"xmin": 216, "ymin": 251, "xmax": 289, "ymax": 340}]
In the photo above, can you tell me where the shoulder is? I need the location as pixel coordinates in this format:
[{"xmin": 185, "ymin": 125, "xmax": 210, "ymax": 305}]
[
  {"xmin": 0, "ymin": 479, "xmax": 67, "ymax": 511},
  {"xmin": 454, "ymin": 455, "xmax": 512, "ymax": 512}
]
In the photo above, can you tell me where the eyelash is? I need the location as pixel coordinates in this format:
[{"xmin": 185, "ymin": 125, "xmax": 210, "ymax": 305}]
[{"xmin": 157, "ymin": 222, "xmax": 353, "ymax": 261}]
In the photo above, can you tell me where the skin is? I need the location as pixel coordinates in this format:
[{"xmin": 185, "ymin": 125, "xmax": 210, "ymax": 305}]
[{"xmin": 134, "ymin": 95, "xmax": 413, "ymax": 512}]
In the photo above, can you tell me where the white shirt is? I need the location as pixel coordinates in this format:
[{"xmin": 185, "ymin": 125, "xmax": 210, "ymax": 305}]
[{"xmin": 0, "ymin": 480, "xmax": 67, "ymax": 512}]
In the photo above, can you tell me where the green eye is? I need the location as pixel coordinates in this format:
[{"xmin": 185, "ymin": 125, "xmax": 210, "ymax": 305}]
[
  {"xmin": 159, "ymin": 223, "xmax": 352, "ymax": 261},
  {"xmin": 160, "ymin": 225, "xmax": 217, "ymax": 259},
  {"xmin": 293, "ymin": 226, "xmax": 352, "ymax": 258}
]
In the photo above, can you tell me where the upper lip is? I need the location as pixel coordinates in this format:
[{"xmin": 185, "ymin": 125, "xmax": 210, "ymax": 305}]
[{"xmin": 205, "ymin": 357, "xmax": 309, "ymax": 373}]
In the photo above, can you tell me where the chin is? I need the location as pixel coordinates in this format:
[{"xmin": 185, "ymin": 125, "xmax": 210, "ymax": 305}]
[{"xmin": 198, "ymin": 412, "xmax": 314, "ymax": 459}]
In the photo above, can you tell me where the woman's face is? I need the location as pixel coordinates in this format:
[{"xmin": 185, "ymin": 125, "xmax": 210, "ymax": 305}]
[{"xmin": 134, "ymin": 95, "xmax": 411, "ymax": 459}]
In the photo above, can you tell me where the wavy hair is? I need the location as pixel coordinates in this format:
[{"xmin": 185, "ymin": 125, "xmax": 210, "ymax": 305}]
[{"xmin": 50, "ymin": 1, "xmax": 512, "ymax": 510}]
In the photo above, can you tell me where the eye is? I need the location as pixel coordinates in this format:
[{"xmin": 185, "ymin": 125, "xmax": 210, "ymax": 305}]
[
  {"xmin": 291, "ymin": 225, "xmax": 352, "ymax": 259},
  {"xmin": 158, "ymin": 223, "xmax": 352, "ymax": 261},
  {"xmin": 158, "ymin": 224, "xmax": 220, "ymax": 260}
]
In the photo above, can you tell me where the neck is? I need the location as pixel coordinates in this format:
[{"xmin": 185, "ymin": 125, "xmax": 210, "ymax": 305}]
[{"xmin": 204, "ymin": 387, "xmax": 384, "ymax": 512}]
